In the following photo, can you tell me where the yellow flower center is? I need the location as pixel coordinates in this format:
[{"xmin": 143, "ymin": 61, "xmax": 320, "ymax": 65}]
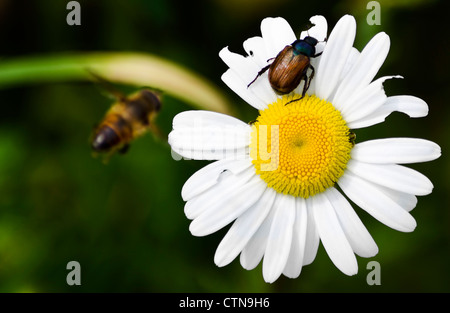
[{"xmin": 249, "ymin": 94, "xmax": 353, "ymax": 198}]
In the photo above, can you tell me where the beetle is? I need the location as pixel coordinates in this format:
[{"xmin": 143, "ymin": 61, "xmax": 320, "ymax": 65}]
[{"xmin": 247, "ymin": 36, "xmax": 322, "ymax": 99}]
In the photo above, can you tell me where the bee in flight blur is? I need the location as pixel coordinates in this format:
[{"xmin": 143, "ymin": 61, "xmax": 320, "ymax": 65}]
[{"xmin": 90, "ymin": 73, "xmax": 163, "ymax": 159}]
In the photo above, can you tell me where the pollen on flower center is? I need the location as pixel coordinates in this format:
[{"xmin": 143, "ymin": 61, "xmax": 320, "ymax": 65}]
[{"xmin": 249, "ymin": 94, "xmax": 353, "ymax": 198}]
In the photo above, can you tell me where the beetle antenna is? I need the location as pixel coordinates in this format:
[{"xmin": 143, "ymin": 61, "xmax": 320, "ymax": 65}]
[{"xmin": 303, "ymin": 23, "xmax": 328, "ymax": 43}]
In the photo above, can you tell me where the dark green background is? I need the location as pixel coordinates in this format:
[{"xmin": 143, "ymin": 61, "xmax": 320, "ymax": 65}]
[{"xmin": 0, "ymin": 0, "xmax": 448, "ymax": 292}]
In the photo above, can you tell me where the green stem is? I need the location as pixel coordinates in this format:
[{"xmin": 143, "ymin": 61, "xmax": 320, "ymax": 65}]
[{"xmin": 0, "ymin": 52, "xmax": 233, "ymax": 115}]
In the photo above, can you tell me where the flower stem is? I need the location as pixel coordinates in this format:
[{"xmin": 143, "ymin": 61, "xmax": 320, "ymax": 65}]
[{"xmin": 0, "ymin": 52, "xmax": 233, "ymax": 115}]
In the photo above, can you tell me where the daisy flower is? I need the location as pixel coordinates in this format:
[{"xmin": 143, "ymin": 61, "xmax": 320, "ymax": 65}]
[{"xmin": 168, "ymin": 15, "xmax": 441, "ymax": 283}]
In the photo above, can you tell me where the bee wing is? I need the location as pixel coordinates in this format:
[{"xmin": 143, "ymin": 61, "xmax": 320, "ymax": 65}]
[{"xmin": 86, "ymin": 68, "xmax": 127, "ymax": 102}]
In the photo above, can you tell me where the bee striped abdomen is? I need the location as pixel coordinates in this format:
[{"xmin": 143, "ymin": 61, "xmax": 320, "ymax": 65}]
[{"xmin": 91, "ymin": 113, "xmax": 133, "ymax": 152}]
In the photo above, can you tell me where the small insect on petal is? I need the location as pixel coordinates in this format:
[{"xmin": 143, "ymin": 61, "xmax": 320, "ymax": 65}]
[{"xmin": 248, "ymin": 35, "xmax": 323, "ymax": 100}]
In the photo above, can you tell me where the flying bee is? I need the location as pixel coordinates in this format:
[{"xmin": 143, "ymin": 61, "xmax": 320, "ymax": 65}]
[{"xmin": 89, "ymin": 73, "xmax": 163, "ymax": 158}]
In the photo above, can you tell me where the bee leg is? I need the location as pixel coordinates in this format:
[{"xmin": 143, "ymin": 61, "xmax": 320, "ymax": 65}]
[
  {"xmin": 149, "ymin": 123, "xmax": 168, "ymax": 142},
  {"xmin": 247, "ymin": 64, "xmax": 271, "ymax": 88},
  {"xmin": 118, "ymin": 144, "xmax": 130, "ymax": 154}
]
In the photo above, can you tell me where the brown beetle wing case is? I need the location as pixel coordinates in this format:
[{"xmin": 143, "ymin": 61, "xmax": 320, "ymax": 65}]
[{"xmin": 268, "ymin": 46, "xmax": 310, "ymax": 94}]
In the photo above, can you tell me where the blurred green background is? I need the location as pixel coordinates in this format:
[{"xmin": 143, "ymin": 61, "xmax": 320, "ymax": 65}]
[{"xmin": 0, "ymin": 0, "xmax": 448, "ymax": 292}]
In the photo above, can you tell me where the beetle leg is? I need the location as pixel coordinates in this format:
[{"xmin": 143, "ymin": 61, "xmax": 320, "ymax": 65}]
[
  {"xmin": 301, "ymin": 73, "xmax": 309, "ymax": 99},
  {"xmin": 285, "ymin": 97, "xmax": 301, "ymax": 106},
  {"xmin": 312, "ymin": 51, "xmax": 323, "ymax": 58},
  {"xmin": 286, "ymin": 65, "xmax": 315, "ymax": 106},
  {"xmin": 247, "ymin": 64, "xmax": 271, "ymax": 88},
  {"xmin": 297, "ymin": 64, "xmax": 314, "ymax": 100},
  {"xmin": 285, "ymin": 98, "xmax": 300, "ymax": 106},
  {"xmin": 303, "ymin": 64, "xmax": 315, "ymax": 94},
  {"xmin": 285, "ymin": 74, "xmax": 307, "ymax": 106}
]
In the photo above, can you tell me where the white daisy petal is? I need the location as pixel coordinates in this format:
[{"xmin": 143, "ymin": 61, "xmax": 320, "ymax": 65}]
[
  {"xmin": 220, "ymin": 49, "xmax": 278, "ymax": 105},
  {"xmin": 214, "ymin": 187, "xmax": 276, "ymax": 267},
  {"xmin": 339, "ymin": 47, "xmax": 360, "ymax": 82},
  {"xmin": 374, "ymin": 184, "xmax": 418, "ymax": 212},
  {"xmin": 315, "ymin": 15, "xmax": 356, "ymax": 101},
  {"xmin": 303, "ymin": 59, "xmax": 319, "ymax": 96},
  {"xmin": 245, "ymin": 70, "xmax": 279, "ymax": 106},
  {"xmin": 169, "ymin": 136, "xmax": 248, "ymax": 160},
  {"xmin": 172, "ymin": 110, "xmax": 247, "ymax": 129},
  {"xmin": 182, "ymin": 159, "xmax": 252, "ymax": 201},
  {"xmin": 261, "ymin": 17, "xmax": 297, "ymax": 59},
  {"xmin": 169, "ymin": 110, "xmax": 251, "ymax": 160},
  {"xmin": 219, "ymin": 47, "xmax": 261, "ymax": 83},
  {"xmin": 184, "ymin": 166, "xmax": 255, "ymax": 220},
  {"xmin": 240, "ymin": 195, "xmax": 279, "ymax": 270},
  {"xmin": 348, "ymin": 95, "xmax": 429, "ymax": 129},
  {"xmin": 342, "ymin": 75, "xmax": 402, "ymax": 122},
  {"xmin": 351, "ymin": 138, "xmax": 441, "ymax": 164},
  {"xmin": 303, "ymin": 198, "xmax": 320, "ymax": 265},
  {"xmin": 243, "ymin": 36, "xmax": 268, "ymax": 68},
  {"xmin": 338, "ymin": 172, "xmax": 417, "ymax": 232},
  {"xmin": 221, "ymin": 69, "xmax": 267, "ymax": 110},
  {"xmin": 300, "ymin": 15, "xmax": 328, "ymax": 44},
  {"xmin": 347, "ymin": 159, "xmax": 434, "ymax": 196},
  {"xmin": 325, "ymin": 187, "xmax": 378, "ymax": 258},
  {"xmin": 183, "ymin": 175, "xmax": 226, "ymax": 220},
  {"xmin": 283, "ymin": 197, "xmax": 308, "ymax": 278},
  {"xmin": 333, "ymin": 32, "xmax": 390, "ymax": 110},
  {"xmin": 263, "ymin": 194, "xmax": 296, "ymax": 283},
  {"xmin": 189, "ymin": 175, "xmax": 266, "ymax": 237},
  {"xmin": 382, "ymin": 95, "xmax": 430, "ymax": 118},
  {"xmin": 312, "ymin": 191, "xmax": 358, "ymax": 276}
]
